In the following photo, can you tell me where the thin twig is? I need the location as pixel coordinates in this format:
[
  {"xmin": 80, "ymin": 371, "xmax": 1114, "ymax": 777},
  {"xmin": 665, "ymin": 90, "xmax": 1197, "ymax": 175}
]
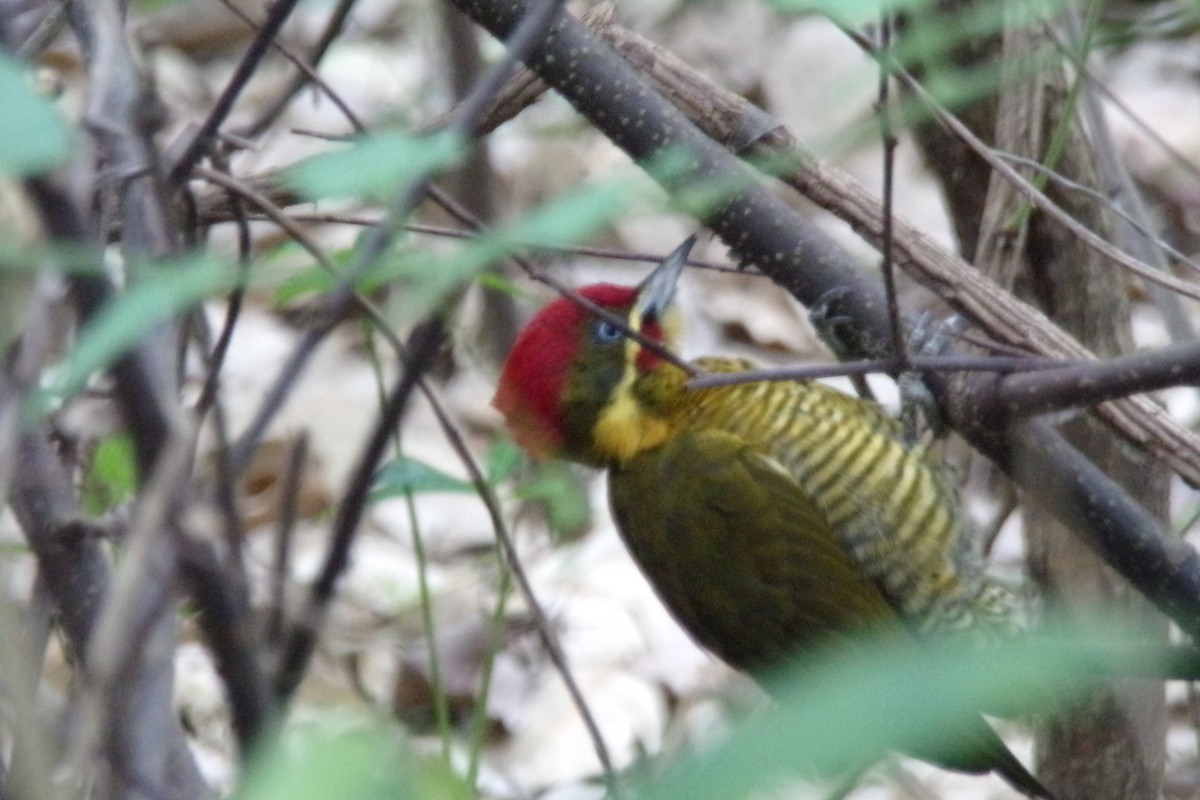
[
  {"xmin": 168, "ymin": 0, "xmax": 304, "ymax": 183},
  {"xmin": 991, "ymin": 337, "xmax": 1200, "ymax": 420},
  {"xmin": 188, "ymin": 315, "xmax": 252, "ymax": 602},
  {"xmin": 273, "ymin": 0, "xmax": 576, "ymax": 716},
  {"xmin": 687, "ymin": 353, "xmax": 1071, "ymax": 390},
  {"xmin": 1043, "ymin": 18, "xmax": 1200, "ymax": 190},
  {"xmin": 272, "ymin": 320, "xmax": 446, "ymax": 700},
  {"xmin": 234, "ymin": 0, "xmax": 363, "ymax": 138},
  {"xmin": 420, "ymin": 364, "xmax": 621, "ymax": 795},
  {"xmin": 402, "ymin": 484, "xmax": 455, "ymax": 756},
  {"xmin": 689, "ymin": 329, "xmax": 1200, "ymax": 419},
  {"xmin": 843, "ymin": 25, "xmax": 1200, "ymax": 304},
  {"xmin": 1054, "ymin": 7, "xmax": 1195, "ymax": 345},
  {"xmin": 15, "ymin": 4, "xmax": 66, "ymax": 57},
  {"xmin": 211, "ymin": 209, "xmax": 746, "ymax": 272},
  {"xmin": 267, "ymin": 434, "xmax": 307, "ymax": 646},
  {"xmin": 227, "ymin": 0, "xmax": 573, "ymax": 477},
  {"xmin": 176, "ymin": 535, "xmax": 273, "ymax": 753},
  {"xmin": 194, "ymin": 159, "xmax": 252, "ymax": 418},
  {"xmin": 70, "ymin": 430, "xmax": 196, "ymax": 800},
  {"xmin": 996, "ymin": 151, "xmax": 1200, "ymax": 277},
  {"xmin": 192, "ymin": 165, "xmax": 412, "ymax": 356},
  {"xmin": 875, "ymin": 13, "xmax": 905, "ymax": 366}
]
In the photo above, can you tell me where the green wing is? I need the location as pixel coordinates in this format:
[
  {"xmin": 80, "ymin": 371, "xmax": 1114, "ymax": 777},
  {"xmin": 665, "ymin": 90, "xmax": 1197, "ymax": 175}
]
[
  {"xmin": 607, "ymin": 427, "xmax": 1051, "ymax": 798},
  {"xmin": 608, "ymin": 427, "xmax": 897, "ymax": 672}
]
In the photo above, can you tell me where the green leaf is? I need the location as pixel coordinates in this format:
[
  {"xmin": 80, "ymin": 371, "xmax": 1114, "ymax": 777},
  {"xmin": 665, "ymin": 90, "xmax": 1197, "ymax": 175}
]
[
  {"xmin": 763, "ymin": 0, "xmax": 933, "ymax": 26},
  {"xmin": 134, "ymin": 0, "xmax": 190, "ymax": 11},
  {"xmin": 391, "ymin": 173, "xmax": 649, "ymax": 320},
  {"xmin": 82, "ymin": 433, "xmax": 138, "ymax": 514},
  {"xmin": 0, "ymin": 53, "xmax": 70, "ymax": 176},
  {"xmin": 36, "ymin": 256, "xmax": 234, "ymax": 410},
  {"xmin": 635, "ymin": 632, "xmax": 1092, "ymax": 800},
  {"xmin": 476, "ymin": 270, "xmax": 522, "ymax": 295},
  {"xmin": 485, "ymin": 439, "xmax": 522, "ymax": 485},
  {"xmin": 500, "ymin": 175, "xmax": 644, "ymax": 248},
  {"xmin": 236, "ymin": 719, "xmax": 468, "ymax": 800},
  {"xmin": 0, "ymin": 542, "xmax": 31, "ymax": 557},
  {"xmin": 285, "ymin": 131, "xmax": 466, "ymax": 200},
  {"xmin": 262, "ymin": 240, "xmax": 358, "ymax": 307},
  {"xmin": 273, "ymin": 264, "xmax": 336, "ymax": 306},
  {"xmin": 371, "ymin": 456, "xmax": 475, "ymax": 501},
  {"xmin": 516, "ymin": 463, "xmax": 591, "ymax": 541}
]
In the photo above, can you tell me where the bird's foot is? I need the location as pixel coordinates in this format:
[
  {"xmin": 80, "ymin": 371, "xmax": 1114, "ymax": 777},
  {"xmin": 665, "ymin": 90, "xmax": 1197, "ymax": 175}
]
[
  {"xmin": 899, "ymin": 313, "xmax": 966, "ymax": 442},
  {"xmin": 807, "ymin": 287, "xmax": 857, "ymax": 359},
  {"xmin": 809, "ymin": 288, "xmax": 875, "ymax": 400},
  {"xmin": 908, "ymin": 312, "xmax": 966, "ymax": 358}
]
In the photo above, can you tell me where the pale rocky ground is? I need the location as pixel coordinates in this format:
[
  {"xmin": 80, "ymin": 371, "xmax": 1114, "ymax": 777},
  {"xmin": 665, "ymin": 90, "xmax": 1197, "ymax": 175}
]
[{"xmin": 4, "ymin": 1, "xmax": 1200, "ymax": 799}]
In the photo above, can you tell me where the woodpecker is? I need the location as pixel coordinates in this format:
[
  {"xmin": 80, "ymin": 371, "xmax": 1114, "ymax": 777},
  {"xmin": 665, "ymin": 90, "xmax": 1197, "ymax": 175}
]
[{"xmin": 492, "ymin": 238, "xmax": 1050, "ymax": 799}]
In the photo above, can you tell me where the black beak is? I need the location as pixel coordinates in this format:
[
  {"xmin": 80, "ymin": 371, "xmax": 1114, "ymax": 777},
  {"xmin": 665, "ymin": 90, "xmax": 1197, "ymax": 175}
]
[{"xmin": 636, "ymin": 235, "xmax": 696, "ymax": 323}]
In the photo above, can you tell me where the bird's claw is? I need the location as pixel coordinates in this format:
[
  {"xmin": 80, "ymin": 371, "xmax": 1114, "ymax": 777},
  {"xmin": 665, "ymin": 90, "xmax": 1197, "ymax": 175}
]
[
  {"xmin": 900, "ymin": 313, "xmax": 965, "ymax": 442},
  {"xmin": 808, "ymin": 287, "xmax": 859, "ymax": 361},
  {"xmin": 899, "ymin": 373, "xmax": 942, "ymax": 443},
  {"xmin": 908, "ymin": 312, "xmax": 966, "ymax": 357}
]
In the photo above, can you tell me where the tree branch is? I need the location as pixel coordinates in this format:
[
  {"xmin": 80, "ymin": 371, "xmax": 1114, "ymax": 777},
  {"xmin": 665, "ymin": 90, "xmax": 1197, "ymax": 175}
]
[
  {"xmin": 447, "ymin": 0, "xmax": 1200, "ymax": 641},
  {"xmin": 600, "ymin": 21, "xmax": 1200, "ymax": 489}
]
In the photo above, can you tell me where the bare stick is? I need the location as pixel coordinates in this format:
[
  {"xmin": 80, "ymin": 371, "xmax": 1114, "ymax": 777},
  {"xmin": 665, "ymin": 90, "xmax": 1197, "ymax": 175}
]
[{"xmin": 169, "ymin": 0, "xmax": 304, "ymax": 183}]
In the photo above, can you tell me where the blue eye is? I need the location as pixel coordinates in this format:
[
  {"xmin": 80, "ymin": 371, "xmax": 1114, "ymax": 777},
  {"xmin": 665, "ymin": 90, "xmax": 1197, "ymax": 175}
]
[{"xmin": 594, "ymin": 320, "xmax": 623, "ymax": 343}]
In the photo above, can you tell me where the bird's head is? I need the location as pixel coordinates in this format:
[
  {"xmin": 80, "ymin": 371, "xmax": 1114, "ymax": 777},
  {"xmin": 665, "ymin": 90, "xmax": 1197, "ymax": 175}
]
[{"xmin": 492, "ymin": 237, "xmax": 695, "ymax": 465}]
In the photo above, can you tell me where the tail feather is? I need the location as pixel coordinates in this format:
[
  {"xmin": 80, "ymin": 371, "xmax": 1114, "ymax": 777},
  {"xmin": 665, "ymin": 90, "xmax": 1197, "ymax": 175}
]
[
  {"xmin": 904, "ymin": 714, "xmax": 1054, "ymax": 800},
  {"xmin": 992, "ymin": 749, "xmax": 1055, "ymax": 800}
]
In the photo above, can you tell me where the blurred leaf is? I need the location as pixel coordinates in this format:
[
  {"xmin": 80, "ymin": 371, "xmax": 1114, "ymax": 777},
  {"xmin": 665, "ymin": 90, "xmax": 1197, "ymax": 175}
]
[
  {"xmin": 476, "ymin": 270, "xmax": 522, "ymax": 295},
  {"xmin": 1174, "ymin": 500, "xmax": 1200, "ymax": 535},
  {"xmin": 272, "ymin": 239, "xmax": 420, "ymax": 306},
  {"xmin": 0, "ymin": 261, "xmax": 36, "ymax": 354},
  {"xmin": 264, "ymin": 240, "xmax": 349, "ymax": 306},
  {"xmin": 286, "ymin": 131, "xmax": 465, "ymax": 200},
  {"xmin": 0, "ymin": 53, "xmax": 70, "ymax": 176},
  {"xmin": 634, "ymin": 633, "xmax": 1092, "ymax": 800},
  {"xmin": 768, "ymin": 0, "xmax": 1066, "ymax": 113},
  {"xmin": 236, "ymin": 719, "xmax": 468, "ymax": 800},
  {"xmin": 35, "ymin": 256, "xmax": 233, "ymax": 411},
  {"xmin": 278, "ymin": 169, "xmax": 650, "ymax": 323},
  {"xmin": 372, "ymin": 456, "xmax": 475, "ymax": 501},
  {"xmin": 765, "ymin": 0, "xmax": 933, "ymax": 25},
  {"xmin": 273, "ymin": 264, "xmax": 332, "ymax": 306},
  {"xmin": 901, "ymin": 0, "xmax": 1069, "ymax": 64},
  {"xmin": 499, "ymin": 174, "xmax": 643, "ymax": 248},
  {"xmin": 82, "ymin": 433, "xmax": 138, "ymax": 515},
  {"xmin": 516, "ymin": 463, "xmax": 591, "ymax": 541},
  {"xmin": 485, "ymin": 439, "xmax": 523, "ymax": 485},
  {"xmin": 134, "ymin": 0, "xmax": 189, "ymax": 11},
  {"xmin": 389, "ymin": 172, "xmax": 649, "ymax": 320}
]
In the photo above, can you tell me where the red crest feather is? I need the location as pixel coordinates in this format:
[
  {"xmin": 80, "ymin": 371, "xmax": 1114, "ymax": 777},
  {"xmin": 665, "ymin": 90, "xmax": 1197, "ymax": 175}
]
[{"xmin": 492, "ymin": 284, "xmax": 638, "ymax": 457}]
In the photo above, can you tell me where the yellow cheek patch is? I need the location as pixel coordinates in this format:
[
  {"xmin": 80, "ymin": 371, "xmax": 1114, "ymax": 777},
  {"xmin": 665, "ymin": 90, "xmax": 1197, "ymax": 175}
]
[
  {"xmin": 660, "ymin": 308, "xmax": 682, "ymax": 349},
  {"xmin": 591, "ymin": 321, "xmax": 671, "ymax": 463},
  {"xmin": 593, "ymin": 388, "xmax": 670, "ymax": 463}
]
